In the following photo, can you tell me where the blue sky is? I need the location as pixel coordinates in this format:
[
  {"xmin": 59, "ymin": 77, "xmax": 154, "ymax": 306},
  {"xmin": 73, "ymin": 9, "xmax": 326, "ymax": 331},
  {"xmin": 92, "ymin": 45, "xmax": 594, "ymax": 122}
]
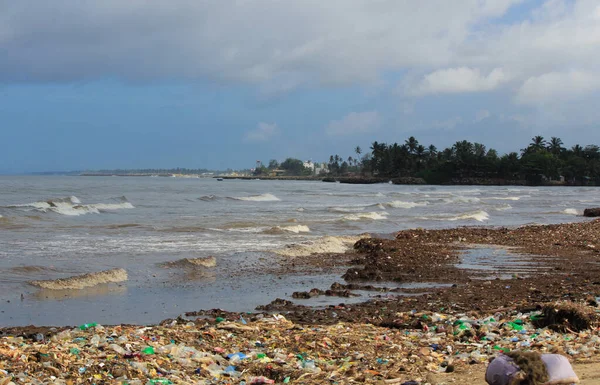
[{"xmin": 1, "ymin": 0, "xmax": 599, "ymax": 172}]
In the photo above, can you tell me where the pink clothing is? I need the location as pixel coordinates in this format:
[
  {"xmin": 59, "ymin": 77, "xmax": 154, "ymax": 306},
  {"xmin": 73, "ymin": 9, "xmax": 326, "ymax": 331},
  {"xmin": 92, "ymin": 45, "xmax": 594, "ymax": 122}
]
[{"xmin": 485, "ymin": 354, "xmax": 579, "ymax": 385}]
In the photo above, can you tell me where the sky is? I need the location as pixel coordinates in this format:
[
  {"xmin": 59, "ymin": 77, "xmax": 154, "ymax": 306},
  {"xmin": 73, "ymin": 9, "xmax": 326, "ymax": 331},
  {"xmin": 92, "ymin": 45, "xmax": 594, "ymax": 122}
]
[{"xmin": 1, "ymin": 0, "xmax": 600, "ymax": 172}]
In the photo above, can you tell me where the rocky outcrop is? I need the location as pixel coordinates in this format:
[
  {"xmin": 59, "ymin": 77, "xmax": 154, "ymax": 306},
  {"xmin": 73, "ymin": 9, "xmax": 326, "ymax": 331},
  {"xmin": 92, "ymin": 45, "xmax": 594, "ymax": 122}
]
[{"xmin": 584, "ymin": 208, "xmax": 600, "ymax": 217}]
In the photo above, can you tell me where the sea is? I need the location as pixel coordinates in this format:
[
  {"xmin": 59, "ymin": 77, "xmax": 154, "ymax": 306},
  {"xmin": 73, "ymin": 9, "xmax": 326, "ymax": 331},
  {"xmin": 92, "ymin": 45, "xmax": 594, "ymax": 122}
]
[{"xmin": 0, "ymin": 176, "xmax": 596, "ymax": 326}]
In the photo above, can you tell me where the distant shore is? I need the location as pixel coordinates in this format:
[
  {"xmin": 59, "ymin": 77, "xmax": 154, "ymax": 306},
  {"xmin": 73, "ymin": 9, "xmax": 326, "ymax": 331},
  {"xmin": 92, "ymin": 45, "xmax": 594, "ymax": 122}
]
[{"xmin": 75, "ymin": 172, "xmax": 593, "ymax": 186}]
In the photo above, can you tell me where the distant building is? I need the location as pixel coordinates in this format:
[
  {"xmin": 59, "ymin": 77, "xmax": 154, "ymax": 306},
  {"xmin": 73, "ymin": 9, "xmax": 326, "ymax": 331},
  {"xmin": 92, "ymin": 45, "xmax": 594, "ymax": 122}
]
[
  {"xmin": 314, "ymin": 162, "xmax": 329, "ymax": 175},
  {"xmin": 303, "ymin": 160, "xmax": 315, "ymax": 171}
]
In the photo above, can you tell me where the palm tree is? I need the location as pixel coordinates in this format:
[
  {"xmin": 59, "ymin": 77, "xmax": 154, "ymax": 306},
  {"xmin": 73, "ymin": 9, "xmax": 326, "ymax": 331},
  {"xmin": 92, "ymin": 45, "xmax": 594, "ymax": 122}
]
[
  {"xmin": 548, "ymin": 137, "xmax": 564, "ymax": 155},
  {"xmin": 530, "ymin": 136, "xmax": 547, "ymax": 151},
  {"xmin": 474, "ymin": 143, "xmax": 487, "ymax": 158},
  {"xmin": 571, "ymin": 144, "xmax": 583, "ymax": 157},
  {"xmin": 355, "ymin": 146, "xmax": 362, "ymax": 158},
  {"xmin": 427, "ymin": 145, "xmax": 437, "ymax": 158},
  {"xmin": 405, "ymin": 136, "xmax": 419, "ymax": 154}
]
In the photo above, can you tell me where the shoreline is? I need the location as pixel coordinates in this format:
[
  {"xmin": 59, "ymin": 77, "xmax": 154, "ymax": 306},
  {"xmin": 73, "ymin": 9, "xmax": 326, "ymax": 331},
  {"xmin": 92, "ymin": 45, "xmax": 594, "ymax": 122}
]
[
  {"xmin": 3, "ymin": 219, "xmax": 599, "ymax": 329},
  {"xmin": 74, "ymin": 172, "xmax": 599, "ymax": 186},
  {"xmin": 2, "ymin": 219, "xmax": 600, "ymax": 383}
]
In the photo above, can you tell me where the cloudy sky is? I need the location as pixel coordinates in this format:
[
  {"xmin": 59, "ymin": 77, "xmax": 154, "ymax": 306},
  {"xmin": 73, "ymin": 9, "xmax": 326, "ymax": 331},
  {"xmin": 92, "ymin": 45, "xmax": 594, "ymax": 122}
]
[{"xmin": 1, "ymin": 0, "xmax": 599, "ymax": 172}]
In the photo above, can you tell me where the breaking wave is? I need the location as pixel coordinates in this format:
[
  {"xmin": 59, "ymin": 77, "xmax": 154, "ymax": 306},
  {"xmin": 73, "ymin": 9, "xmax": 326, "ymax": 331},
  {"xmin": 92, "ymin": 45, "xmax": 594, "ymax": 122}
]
[
  {"xmin": 488, "ymin": 196, "xmax": 522, "ymax": 201},
  {"xmin": 29, "ymin": 268, "xmax": 127, "ymax": 290},
  {"xmin": 160, "ymin": 256, "xmax": 217, "ymax": 269},
  {"xmin": 198, "ymin": 195, "xmax": 220, "ymax": 201},
  {"xmin": 494, "ymin": 204, "xmax": 513, "ymax": 211},
  {"xmin": 444, "ymin": 196, "xmax": 481, "ymax": 204},
  {"xmin": 421, "ymin": 210, "xmax": 490, "ymax": 222},
  {"xmin": 342, "ymin": 212, "xmax": 389, "ymax": 221},
  {"xmin": 383, "ymin": 200, "xmax": 428, "ymax": 209},
  {"xmin": 8, "ymin": 196, "xmax": 134, "ymax": 216},
  {"xmin": 262, "ymin": 225, "xmax": 311, "ymax": 234},
  {"xmin": 449, "ymin": 210, "xmax": 490, "ymax": 222},
  {"xmin": 230, "ymin": 193, "xmax": 280, "ymax": 202},
  {"xmin": 563, "ymin": 208, "xmax": 582, "ymax": 216},
  {"xmin": 273, "ymin": 235, "xmax": 369, "ymax": 257}
]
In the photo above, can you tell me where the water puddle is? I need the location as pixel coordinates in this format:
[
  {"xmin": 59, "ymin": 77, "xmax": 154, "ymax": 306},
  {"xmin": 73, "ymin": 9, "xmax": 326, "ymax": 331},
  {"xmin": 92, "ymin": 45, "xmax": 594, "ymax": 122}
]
[
  {"xmin": 291, "ymin": 281, "xmax": 452, "ymax": 309},
  {"xmin": 456, "ymin": 245, "xmax": 550, "ymax": 278}
]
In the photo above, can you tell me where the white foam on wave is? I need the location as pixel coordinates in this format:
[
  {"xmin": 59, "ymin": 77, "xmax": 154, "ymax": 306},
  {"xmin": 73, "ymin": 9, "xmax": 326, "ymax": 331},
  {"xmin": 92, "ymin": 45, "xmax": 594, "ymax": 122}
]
[
  {"xmin": 273, "ymin": 235, "xmax": 369, "ymax": 257},
  {"xmin": 9, "ymin": 196, "xmax": 134, "ymax": 216},
  {"xmin": 444, "ymin": 196, "xmax": 481, "ymax": 204},
  {"xmin": 276, "ymin": 225, "xmax": 310, "ymax": 233},
  {"xmin": 162, "ymin": 256, "xmax": 217, "ymax": 269},
  {"xmin": 563, "ymin": 208, "xmax": 581, "ymax": 216},
  {"xmin": 384, "ymin": 200, "xmax": 428, "ymax": 209},
  {"xmin": 342, "ymin": 211, "xmax": 389, "ymax": 221},
  {"xmin": 489, "ymin": 196, "xmax": 521, "ymax": 201},
  {"xmin": 420, "ymin": 210, "xmax": 490, "ymax": 222},
  {"xmin": 449, "ymin": 210, "xmax": 490, "ymax": 222},
  {"xmin": 232, "ymin": 193, "xmax": 280, "ymax": 202},
  {"xmin": 29, "ymin": 268, "xmax": 127, "ymax": 290},
  {"xmin": 92, "ymin": 202, "xmax": 135, "ymax": 211},
  {"xmin": 494, "ymin": 204, "xmax": 513, "ymax": 211}
]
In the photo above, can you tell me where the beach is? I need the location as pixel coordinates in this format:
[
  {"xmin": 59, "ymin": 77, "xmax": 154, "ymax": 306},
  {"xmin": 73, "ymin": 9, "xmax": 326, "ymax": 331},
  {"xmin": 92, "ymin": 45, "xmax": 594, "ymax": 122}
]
[
  {"xmin": 2, "ymin": 219, "xmax": 600, "ymax": 383},
  {"xmin": 1, "ymin": 177, "xmax": 600, "ymax": 383}
]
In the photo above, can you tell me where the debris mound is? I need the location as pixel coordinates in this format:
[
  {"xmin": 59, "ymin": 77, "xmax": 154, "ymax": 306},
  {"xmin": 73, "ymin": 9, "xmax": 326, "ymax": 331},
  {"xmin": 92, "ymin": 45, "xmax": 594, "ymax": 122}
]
[{"xmin": 532, "ymin": 302, "xmax": 597, "ymax": 332}]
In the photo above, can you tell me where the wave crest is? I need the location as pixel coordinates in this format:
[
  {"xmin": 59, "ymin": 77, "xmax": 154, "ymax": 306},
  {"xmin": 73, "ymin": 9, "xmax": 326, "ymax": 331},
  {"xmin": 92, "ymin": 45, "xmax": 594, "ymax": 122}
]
[
  {"xmin": 263, "ymin": 225, "xmax": 311, "ymax": 234},
  {"xmin": 273, "ymin": 235, "xmax": 369, "ymax": 257},
  {"xmin": 29, "ymin": 268, "xmax": 127, "ymax": 290},
  {"xmin": 342, "ymin": 212, "xmax": 389, "ymax": 221},
  {"xmin": 383, "ymin": 200, "xmax": 428, "ymax": 209},
  {"xmin": 161, "ymin": 256, "xmax": 217, "ymax": 269},
  {"xmin": 230, "ymin": 193, "xmax": 280, "ymax": 202},
  {"xmin": 8, "ymin": 196, "xmax": 134, "ymax": 216},
  {"xmin": 449, "ymin": 210, "xmax": 490, "ymax": 222},
  {"xmin": 563, "ymin": 208, "xmax": 581, "ymax": 216}
]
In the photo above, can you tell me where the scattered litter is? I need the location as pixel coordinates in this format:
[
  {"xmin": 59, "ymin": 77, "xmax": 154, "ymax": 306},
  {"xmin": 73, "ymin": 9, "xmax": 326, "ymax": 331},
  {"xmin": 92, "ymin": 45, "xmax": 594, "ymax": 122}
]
[{"xmin": 1, "ymin": 301, "xmax": 599, "ymax": 384}]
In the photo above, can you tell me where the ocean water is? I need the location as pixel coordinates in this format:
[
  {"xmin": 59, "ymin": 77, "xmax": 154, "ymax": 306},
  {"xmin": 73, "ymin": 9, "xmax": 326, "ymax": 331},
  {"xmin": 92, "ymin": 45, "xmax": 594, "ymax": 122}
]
[{"xmin": 0, "ymin": 176, "xmax": 596, "ymax": 326}]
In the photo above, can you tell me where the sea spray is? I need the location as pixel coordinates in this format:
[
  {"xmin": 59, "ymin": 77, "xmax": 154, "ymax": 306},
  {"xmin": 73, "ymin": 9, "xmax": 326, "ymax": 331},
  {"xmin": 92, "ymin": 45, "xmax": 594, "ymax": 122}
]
[{"xmin": 29, "ymin": 268, "xmax": 128, "ymax": 290}]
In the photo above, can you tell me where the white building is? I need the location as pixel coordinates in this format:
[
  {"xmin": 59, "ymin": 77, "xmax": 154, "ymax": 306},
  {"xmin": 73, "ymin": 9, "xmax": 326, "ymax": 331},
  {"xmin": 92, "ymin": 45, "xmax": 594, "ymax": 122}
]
[{"xmin": 303, "ymin": 160, "xmax": 315, "ymax": 171}]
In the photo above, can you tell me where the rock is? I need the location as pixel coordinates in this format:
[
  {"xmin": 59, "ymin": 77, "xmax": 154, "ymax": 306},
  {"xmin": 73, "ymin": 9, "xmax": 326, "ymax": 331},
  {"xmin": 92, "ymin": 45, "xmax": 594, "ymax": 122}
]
[{"xmin": 583, "ymin": 208, "xmax": 600, "ymax": 217}]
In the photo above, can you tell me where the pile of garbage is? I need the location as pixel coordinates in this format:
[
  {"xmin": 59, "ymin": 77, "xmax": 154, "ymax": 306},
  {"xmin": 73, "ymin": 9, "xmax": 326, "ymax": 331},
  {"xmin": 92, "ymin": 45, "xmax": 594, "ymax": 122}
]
[{"xmin": 1, "ymin": 302, "xmax": 599, "ymax": 384}]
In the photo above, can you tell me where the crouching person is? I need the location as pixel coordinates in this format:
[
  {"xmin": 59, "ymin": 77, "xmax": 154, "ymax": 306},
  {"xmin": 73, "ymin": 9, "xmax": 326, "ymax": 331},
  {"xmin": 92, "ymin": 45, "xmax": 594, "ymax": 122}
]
[{"xmin": 486, "ymin": 351, "xmax": 579, "ymax": 385}]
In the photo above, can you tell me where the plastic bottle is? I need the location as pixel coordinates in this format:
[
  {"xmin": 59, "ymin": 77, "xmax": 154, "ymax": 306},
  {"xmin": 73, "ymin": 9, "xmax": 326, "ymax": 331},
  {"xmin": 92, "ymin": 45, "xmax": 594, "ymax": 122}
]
[
  {"xmin": 131, "ymin": 362, "xmax": 149, "ymax": 375},
  {"xmin": 109, "ymin": 344, "xmax": 127, "ymax": 355},
  {"xmin": 79, "ymin": 323, "xmax": 97, "ymax": 331},
  {"xmin": 90, "ymin": 334, "xmax": 101, "ymax": 347}
]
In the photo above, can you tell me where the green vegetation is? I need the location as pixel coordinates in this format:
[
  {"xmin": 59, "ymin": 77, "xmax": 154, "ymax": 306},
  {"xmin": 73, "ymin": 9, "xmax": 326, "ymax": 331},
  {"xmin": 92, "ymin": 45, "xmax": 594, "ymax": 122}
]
[
  {"xmin": 328, "ymin": 136, "xmax": 600, "ymax": 185},
  {"xmin": 253, "ymin": 158, "xmax": 313, "ymax": 176}
]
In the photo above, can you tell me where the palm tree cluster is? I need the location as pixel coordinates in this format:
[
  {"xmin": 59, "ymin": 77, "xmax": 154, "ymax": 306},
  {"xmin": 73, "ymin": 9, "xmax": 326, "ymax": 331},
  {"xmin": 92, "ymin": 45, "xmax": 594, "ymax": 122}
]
[{"xmin": 328, "ymin": 136, "xmax": 600, "ymax": 184}]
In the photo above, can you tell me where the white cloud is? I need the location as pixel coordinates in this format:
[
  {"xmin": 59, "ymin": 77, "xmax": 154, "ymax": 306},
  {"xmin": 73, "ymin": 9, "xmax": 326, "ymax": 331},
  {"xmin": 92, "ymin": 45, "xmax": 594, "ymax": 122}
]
[
  {"xmin": 515, "ymin": 71, "xmax": 600, "ymax": 105},
  {"xmin": 0, "ymin": 0, "xmax": 528, "ymax": 85},
  {"xmin": 1, "ymin": 0, "xmax": 599, "ymax": 126},
  {"xmin": 245, "ymin": 122, "xmax": 279, "ymax": 142},
  {"xmin": 326, "ymin": 111, "xmax": 381, "ymax": 136},
  {"xmin": 475, "ymin": 109, "xmax": 491, "ymax": 122},
  {"xmin": 412, "ymin": 68, "xmax": 509, "ymax": 95}
]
